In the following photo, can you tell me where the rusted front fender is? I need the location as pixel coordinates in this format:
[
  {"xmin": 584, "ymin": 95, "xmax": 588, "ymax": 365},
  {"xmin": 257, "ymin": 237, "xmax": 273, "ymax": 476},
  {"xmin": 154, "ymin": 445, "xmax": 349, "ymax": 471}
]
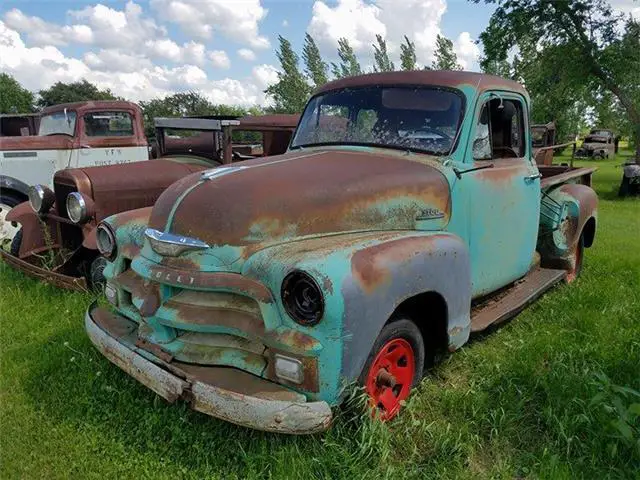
[
  {"xmin": 6, "ymin": 201, "xmax": 62, "ymax": 257},
  {"xmin": 85, "ymin": 302, "xmax": 333, "ymax": 434}
]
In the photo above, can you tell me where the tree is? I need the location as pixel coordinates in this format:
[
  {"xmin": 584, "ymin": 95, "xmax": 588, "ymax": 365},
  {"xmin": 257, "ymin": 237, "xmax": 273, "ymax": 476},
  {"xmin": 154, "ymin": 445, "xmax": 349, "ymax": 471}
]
[
  {"xmin": 265, "ymin": 35, "xmax": 312, "ymax": 113},
  {"xmin": 139, "ymin": 91, "xmax": 246, "ymax": 138},
  {"xmin": 373, "ymin": 34, "xmax": 395, "ymax": 72},
  {"xmin": 432, "ymin": 34, "xmax": 462, "ymax": 70},
  {"xmin": 302, "ymin": 33, "xmax": 328, "ymax": 89},
  {"xmin": 0, "ymin": 73, "xmax": 34, "ymax": 113},
  {"xmin": 37, "ymin": 79, "xmax": 119, "ymax": 108},
  {"xmin": 400, "ymin": 36, "xmax": 418, "ymax": 71},
  {"xmin": 477, "ymin": 0, "xmax": 640, "ymax": 163},
  {"xmin": 331, "ymin": 38, "xmax": 362, "ymax": 78}
]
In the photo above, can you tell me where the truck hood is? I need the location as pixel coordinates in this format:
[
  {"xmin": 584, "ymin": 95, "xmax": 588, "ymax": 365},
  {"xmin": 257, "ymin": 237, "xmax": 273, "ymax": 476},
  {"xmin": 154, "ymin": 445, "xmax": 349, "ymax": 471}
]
[
  {"xmin": 146, "ymin": 148, "xmax": 451, "ymax": 263},
  {"xmin": 0, "ymin": 135, "xmax": 73, "ymax": 151},
  {"xmin": 55, "ymin": 159, "xmax": 207, "ymax": 222}
]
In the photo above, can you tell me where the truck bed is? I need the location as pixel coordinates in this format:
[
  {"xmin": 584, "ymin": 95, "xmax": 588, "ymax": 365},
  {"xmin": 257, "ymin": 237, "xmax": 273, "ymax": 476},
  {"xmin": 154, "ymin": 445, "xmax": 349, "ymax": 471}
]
[{"xmin": 539, "ymin": 165, "xmax": 596, "ymax": 189}]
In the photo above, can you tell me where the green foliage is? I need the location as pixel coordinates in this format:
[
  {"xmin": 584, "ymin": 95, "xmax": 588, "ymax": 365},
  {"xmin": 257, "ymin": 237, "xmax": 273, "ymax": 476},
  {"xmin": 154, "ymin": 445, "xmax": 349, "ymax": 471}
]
[
  {"xmin": 265, "ymin": 35, "xmax": 312, "ymax": 114},
  {"xmin": 37, "ymin": 79, "xmax": 119, "ymax": 108},
  {"xmin": 400, "ymin": 36, "xmax": 418, "ymax": 71},
  {"xmin": 139, "ymin": 91, "xmax": 246, "ymax": 139},
  {"xmin": 477, "ymin": 0, "xmax": 640, "ymax": 162},
  {"xmin": 302, "ymin": 33, "xmax": 328, "ymax": 89},
  {"xmin": 432, "ymin": 34, "xmax": 462, "ymax": 71},
  {"xmin": 0, "ymin": 73, "xmax": 34, "ymax": 114},
  {"xmin": 331, "ymin": 38, "xmax": 362, "ymax": 79},
  {"xmin": 372, "ymin": 35, "xmax": 395, "ymax": 72}
]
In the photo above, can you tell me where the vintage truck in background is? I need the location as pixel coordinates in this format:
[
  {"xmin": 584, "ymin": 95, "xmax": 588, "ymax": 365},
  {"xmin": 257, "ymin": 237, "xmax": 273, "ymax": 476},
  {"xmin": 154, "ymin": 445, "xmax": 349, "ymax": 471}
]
[
  {"xmin": 86, "ymin": 71, "xmax": 597, "ymax": 434},
  {"xmin": 1, "ymin": 114, "xmax": 298, "ymax": 290},
  {"xmin": 0, "ymin": 100, "xmax": 148, "ymax": 245},
  {"xmin": 575, "ymin": 128, "xmax": 619, "ymax": 159}
]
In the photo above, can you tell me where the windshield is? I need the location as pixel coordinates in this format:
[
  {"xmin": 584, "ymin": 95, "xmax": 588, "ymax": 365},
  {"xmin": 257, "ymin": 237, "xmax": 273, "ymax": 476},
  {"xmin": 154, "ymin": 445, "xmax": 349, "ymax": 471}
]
[
  {"xmin": 291, "ymin": 86, "xmax": 464, "ymax": 156},
  {"xmin": 38, "ymin": 111, "xmax": 76, "ymax": 136},
  {"xmin": 585, "ymin": 136, "xmax": 607, "ymax": 144}
]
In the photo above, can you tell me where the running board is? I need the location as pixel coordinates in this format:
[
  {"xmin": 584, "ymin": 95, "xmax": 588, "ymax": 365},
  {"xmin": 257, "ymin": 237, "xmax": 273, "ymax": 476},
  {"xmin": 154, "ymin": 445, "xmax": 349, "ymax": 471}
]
[{"xmin": 470, "ymin": 268, "xmax": 566, "ymax": 332}]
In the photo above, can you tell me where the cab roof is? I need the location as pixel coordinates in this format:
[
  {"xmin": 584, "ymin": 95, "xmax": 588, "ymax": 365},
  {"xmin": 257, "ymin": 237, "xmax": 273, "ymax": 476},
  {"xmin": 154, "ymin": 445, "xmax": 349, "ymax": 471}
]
[
  {"xmin": 313, "ymin": 70, "xmax": 528, "ymax": 99},
  {"xmin": 40, "ymin": 100, "xmax": 141, "ymax": 115}
]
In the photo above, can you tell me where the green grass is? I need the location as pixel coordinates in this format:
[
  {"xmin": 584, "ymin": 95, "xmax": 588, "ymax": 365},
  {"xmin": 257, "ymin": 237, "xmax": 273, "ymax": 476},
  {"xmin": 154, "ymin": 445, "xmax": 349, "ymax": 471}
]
[{"xmin": 1, "ymin": 153, "xmax": 639, "ymax": 479}]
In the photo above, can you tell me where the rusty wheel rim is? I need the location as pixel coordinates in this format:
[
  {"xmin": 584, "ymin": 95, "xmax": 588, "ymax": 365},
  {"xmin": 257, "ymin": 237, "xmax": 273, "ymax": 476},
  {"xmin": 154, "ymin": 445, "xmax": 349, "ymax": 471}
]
[{"xmin": 365, "ymin": 338, "xmax": 415, "ymax": 421}]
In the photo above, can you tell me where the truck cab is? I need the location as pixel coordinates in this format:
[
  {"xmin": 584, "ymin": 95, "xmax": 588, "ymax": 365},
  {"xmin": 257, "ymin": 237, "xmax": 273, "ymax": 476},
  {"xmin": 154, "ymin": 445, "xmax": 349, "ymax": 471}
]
[{"xmin": 86, "ymin": 71, "xmax": 597, "ymax": 434}]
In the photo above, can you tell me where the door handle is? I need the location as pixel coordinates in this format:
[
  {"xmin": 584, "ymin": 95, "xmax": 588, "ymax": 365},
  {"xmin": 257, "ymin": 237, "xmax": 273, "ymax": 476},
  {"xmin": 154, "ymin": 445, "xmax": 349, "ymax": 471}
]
[{"xmin": 524, "ymin": 173, "xmax": 542, "ymax": 181}]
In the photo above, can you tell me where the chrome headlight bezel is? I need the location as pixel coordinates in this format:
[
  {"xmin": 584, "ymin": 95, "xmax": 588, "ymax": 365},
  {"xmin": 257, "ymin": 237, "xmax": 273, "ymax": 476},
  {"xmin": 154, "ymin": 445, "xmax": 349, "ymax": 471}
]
[
  {"xmin": 28, "ymin": 185, "xmax": 55, "ymax": 214},
  {"xmin": 66, "ymin": 192, "xmax": 90, "ymax": 224},
  {"xmin": 96, "ymin": 222, "xmax": 117, "ymax": 260}
]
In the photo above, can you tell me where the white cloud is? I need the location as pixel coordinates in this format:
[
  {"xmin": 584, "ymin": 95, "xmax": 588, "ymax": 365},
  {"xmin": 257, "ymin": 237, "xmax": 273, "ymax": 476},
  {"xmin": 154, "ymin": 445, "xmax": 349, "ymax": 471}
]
[
  {"xmin": 238, "ymin": 48, "xmax": 256, "ymax": 61},
  {"xmin": 612, "ymin": 0, "xmax": 640, "ymax": 17},
  {"xmin": 307, "ymin": 0, "xmax": 447, "ymax": 65},
  {"xmin": 150, "ymin": 0, "xmax": 270, "ymax": 49},
  {"xmin": 453, "ymin": 32, "xmax": 480, "ymax": 70},
  {"xmin": 0, "ymin": 20, "xmax": 275, "ymax": 106},
  {"xmin": 209, "ymin": 50, "xmax": 231, "ymax": 69},
  {"xmin": 282, "ymin": 19, "xmax": 289, "ymax": 27}
]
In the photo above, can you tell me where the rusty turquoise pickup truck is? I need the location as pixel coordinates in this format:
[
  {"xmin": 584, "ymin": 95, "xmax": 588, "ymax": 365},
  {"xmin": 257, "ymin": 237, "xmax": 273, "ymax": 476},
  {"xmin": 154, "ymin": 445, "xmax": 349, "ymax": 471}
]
[{"xmin": 85, "ymin": 71, "xmax": 597, "ymax": 434}]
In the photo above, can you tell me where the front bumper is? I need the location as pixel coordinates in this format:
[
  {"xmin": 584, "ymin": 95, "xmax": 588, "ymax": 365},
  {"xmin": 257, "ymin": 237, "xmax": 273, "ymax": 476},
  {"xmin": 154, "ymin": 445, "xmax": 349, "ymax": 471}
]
[
  {"xmin": 0, "ymin": 249, "xmax": 88, "ymax": 290},
  {"xmin": 85, "ymin": 302, "xmax": 333, "ymax": 434}
]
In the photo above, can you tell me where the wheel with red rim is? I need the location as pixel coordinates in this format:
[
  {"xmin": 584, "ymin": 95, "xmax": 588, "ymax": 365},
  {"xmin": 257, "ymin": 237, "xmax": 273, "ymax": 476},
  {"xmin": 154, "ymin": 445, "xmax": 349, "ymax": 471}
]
[
  {"xmin": 359, "ymin": 319, "xmax": 425, "ymax": 421},
  {"xmin": 566, "ymin": 234, "xmax": 584, "ymax": 283}
]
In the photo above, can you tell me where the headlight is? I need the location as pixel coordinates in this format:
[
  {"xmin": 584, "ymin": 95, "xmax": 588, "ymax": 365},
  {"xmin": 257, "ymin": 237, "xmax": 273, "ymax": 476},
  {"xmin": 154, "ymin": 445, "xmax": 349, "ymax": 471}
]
[
  {"xmin": 96, "ymin": 222, "xmax": 117, "ymax": 260},
  {"xmin": 28, "ymin": 185, "xmax": 55, "ymax": 214},
  {"xmin": 281, "ymin": 270, "xmax": 324, "ymax": 326},
  {"xmin": 66, "ymin": 192, "xmax": 89, "ymax": 224}
]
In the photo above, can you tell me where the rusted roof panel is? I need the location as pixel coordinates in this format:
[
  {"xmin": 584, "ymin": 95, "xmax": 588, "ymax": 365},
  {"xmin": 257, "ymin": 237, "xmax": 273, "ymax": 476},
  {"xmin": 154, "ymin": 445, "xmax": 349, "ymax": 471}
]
[{"xmin": 314, "ymin": 70, "xmax": 528, "ymax": 98}]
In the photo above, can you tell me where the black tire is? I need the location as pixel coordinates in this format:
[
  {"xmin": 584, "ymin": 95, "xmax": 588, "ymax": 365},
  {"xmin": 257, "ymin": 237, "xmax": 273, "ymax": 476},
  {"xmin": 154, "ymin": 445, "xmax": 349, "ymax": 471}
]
[
  {"xmin": 89, "ymin": 256, "xmax": 107, "ymax": 290},
  {"xmin": 10, "ymin": 228, "xmax": 23, "ymax": 256},
  {"xmin": 618, "ymin": 176, "xmax": 630, "ymax": 197},
  {"xmin": 359, "ymin": 318, "xmax": 426, "ymax": 389},
  {"xmin": 0, "ymin": 191, "xmax": 24, "ymax": 209}
]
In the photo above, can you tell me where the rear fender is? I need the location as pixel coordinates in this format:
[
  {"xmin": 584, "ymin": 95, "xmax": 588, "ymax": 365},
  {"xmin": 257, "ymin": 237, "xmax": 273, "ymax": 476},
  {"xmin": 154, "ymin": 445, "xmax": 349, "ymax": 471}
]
[
  {"xmin": 5, "ymin": 201, "xmax": 61, "ymax": 257},
  {"xmin": 538, "ymin": 183, "xmax": 598, "ymax": 268},
  {"xmin": 243, "ymin": 231, "xmax": 471, "ymax": 403}
]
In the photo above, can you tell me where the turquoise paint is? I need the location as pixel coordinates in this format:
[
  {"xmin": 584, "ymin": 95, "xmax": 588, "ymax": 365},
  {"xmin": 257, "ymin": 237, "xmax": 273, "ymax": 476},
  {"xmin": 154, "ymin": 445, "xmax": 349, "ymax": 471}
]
[{"xmin": 98, "ymin": 77, "xmax": 591, "ymax": 413}]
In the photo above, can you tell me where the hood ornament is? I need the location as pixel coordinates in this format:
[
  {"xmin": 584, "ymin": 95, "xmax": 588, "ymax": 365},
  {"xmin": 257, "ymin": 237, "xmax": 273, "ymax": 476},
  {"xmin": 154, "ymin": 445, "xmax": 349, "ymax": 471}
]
[{"xmin": 145, "ymin": 228, "xmax": 210, "ymax": 257}]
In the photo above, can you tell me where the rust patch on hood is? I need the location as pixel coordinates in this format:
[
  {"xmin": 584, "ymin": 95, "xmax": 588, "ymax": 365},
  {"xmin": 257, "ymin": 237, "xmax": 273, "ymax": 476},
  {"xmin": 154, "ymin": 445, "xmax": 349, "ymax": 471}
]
[{"xmin": 149, "ymin": 149, "xmax": 451, "ymax": 253}]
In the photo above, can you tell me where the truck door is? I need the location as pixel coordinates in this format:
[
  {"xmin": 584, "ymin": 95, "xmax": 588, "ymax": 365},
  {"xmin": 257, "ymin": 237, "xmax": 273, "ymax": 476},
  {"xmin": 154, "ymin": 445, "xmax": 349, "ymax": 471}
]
[{"xmin": 465, "ymin": 93, "xmax": 541, "ymax": 297}]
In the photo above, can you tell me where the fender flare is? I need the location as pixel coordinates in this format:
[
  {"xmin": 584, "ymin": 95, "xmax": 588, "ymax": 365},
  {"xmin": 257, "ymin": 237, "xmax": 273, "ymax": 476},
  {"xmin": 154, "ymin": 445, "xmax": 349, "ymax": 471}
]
[{"xmin": 0, "ymin": 175, "xmax": 30, "ymax": 199}]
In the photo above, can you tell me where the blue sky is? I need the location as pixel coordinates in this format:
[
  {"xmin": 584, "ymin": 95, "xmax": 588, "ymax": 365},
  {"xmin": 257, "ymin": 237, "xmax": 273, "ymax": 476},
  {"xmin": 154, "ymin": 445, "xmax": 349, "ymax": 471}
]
[{"xmin": 0, "ymin": 1, "xmax": 498, "ymax": 105}]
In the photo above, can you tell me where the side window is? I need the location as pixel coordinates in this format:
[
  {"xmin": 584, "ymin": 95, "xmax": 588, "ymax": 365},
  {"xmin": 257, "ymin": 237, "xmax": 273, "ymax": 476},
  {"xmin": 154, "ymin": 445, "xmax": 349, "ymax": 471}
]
[
  {"xmin": 84, "ymin": 111, "xmax": 134, "ymax": 137},
  {"xmin": 474, "ymin": 97, "xmax": 526, "ymax": 161}
]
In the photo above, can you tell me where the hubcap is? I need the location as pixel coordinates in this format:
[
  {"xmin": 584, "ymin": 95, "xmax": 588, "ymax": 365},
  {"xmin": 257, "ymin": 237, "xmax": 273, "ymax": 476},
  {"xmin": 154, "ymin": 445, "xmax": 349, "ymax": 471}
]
[
  {"xmin": 0, "ymin": 203, "xmax": 20, "ymax": 247},
  {"xmin": 365, "ymin": 338, "xmax": 415, "ymax": 420}
]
